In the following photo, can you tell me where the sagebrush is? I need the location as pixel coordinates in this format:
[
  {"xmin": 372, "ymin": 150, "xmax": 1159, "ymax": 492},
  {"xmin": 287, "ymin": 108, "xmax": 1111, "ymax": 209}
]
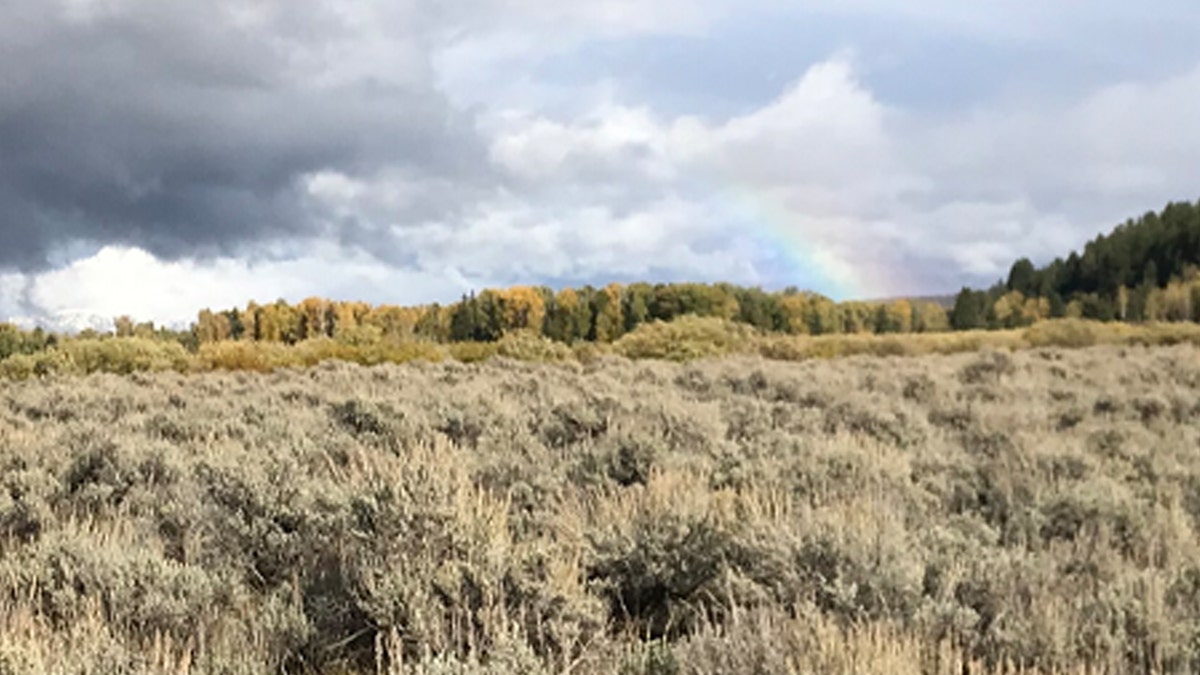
[{"xmin": 3, "ymin": 345, "xmax": 1200, "ymax": 673}]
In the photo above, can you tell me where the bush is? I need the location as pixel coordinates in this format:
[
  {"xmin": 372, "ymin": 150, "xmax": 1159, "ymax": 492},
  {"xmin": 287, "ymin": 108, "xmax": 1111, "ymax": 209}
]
[
  {"xmin": 0, "ymin": 354, "xmax": 38, "ymax": 380},
  {"xmin": 753, "ymin": 331, "xmax": 1025, "ymax": 363},
  {"xmin": 958, "ymin": 350, "xmax": 1016, "ymax": 385},
  {"xmin": 613, "ymin": 316, "xmax": 756, "ymax": 361},
  {"xmin": 0, "ymin": 349, "xmax": 79, "ymax": 380},
  {"xmin": 295, "ymin": 337, "xmax": 446, "ymax": 367},
  {"xmin": 587, "ymin": 508, "xmax": 736, "ymax": 639},
  {"xmin": 4, "ymin": 336, "xmax": 1200, "ymax": 673},
  {"xmin": 1024, "ymin": 319, "xmax": 1105, "ymax": 348},
  {"xmin": 447, "ymin": 341, "xmax": 501, "ymax": 363},
  {"xmin": 1, "ymin": 532, "xmax": 229, "ymax": 642},
  {"xmin": 59, "ymin": 337, "xmax": 192, "ymax": 375},
  {"xmin": 375, "ymin": 340, "xmax": 447, "ymax": 365},
  {"xmin": 197, "ymin": 340, "xmax": 294, "ymax": 372},
  {"xmin": 496, "ymin": 330, "xmax": 573, "ymax": 362},
  {"xmin": 572, "ymin": 341, "xmax": 611, "ymax": 364}
]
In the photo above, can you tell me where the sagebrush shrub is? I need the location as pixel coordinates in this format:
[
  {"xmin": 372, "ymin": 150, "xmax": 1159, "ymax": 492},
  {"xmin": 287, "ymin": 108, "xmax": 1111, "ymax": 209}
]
[{"xmin": 0, "ymin": 345, "xmax": 1197, "ymax": 673}]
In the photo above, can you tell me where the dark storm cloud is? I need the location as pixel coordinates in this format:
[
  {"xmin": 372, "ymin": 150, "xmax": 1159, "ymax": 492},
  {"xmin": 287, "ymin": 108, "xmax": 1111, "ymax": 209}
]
[{"xmin": 0, "ymin": 1, "xmax": 491, "ymax": 271}]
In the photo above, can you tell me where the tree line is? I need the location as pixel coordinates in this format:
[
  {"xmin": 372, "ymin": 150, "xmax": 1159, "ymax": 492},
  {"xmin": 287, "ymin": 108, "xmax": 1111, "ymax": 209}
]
[
  {"xmin": 951, "ymin": 198, "xmax": 1200, "ymax": 329},
  {"xmin": 2, "ymin": 197, "xmax": 1195, "ymax": 361},
  {"xmin": 190, "ymin": 198, "xmax": 1200, "ymax": 349},
  {"xmin": 189, "ymin": 282, "xmax": 953, "ymax": 348}
]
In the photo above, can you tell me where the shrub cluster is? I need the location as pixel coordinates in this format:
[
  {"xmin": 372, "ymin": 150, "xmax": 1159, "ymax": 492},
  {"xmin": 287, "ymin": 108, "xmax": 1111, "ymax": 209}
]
[
  {"xmin": 1, "ymin": 345, "xmax": 1200, "ymax": 673},
  {"xmin": 5, "ymin": 318, "xmax": 1200, "ymax": 380}
]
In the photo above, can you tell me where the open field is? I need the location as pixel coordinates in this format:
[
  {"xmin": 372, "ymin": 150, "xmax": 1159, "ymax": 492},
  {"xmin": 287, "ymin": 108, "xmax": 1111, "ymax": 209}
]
[
  {"xmin": 4, "ymin": 344, "xmax": 1200, "ymax": 673},
  {"xmin": 9, "ymin": 318, "xmax": 1200, "ymax": 381}
]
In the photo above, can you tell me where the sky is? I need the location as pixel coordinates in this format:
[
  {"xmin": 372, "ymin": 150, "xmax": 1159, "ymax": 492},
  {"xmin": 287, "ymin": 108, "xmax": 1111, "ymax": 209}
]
[{"xmin": 2, "ymin": 1, "xmax": 1200, "ymax": 329}]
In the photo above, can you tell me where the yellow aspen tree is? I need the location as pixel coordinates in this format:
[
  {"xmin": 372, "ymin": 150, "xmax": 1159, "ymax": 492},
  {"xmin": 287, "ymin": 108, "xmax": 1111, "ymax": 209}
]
[
  {"xmin": 238, "ymin": 302, "xmax": 260, "ymax": 341},
  {"xmin": 1117, "ymin": 286, "xmax": 1130, "ymax": 321},
  {"xmin": 890, "ymin": 299, "xmax": 914, "ymax": 333},
  {"xmin": 495, "ymin": 286, "xmax": 546, "ymax": 334},
  {"xmin": 400, "ymin": 307, "xmax": 424, "ymax": 336},
  {"xmin": 1023, "ymin": 296, "xmax": 1050, "ymax": 324},
  {"xmin": 364, "ymin": 305, "xmax": 419, "ymax": 341},
  {"xmin": 254, "ymin": 303, "xmax": 286, "ymax": 342},
  {"xmin": 554, "ymin": 288, "xmax": 582, "ymax": 342},
  {"xmin": 348, "ymin": 301, "xmax": 373, "ymax": 326},
  {"xmin": 593, "ymin": 283, "xmax": 624, "ymax": 342},
  {"xmin": 433, "ymin": 304, "xmax": 455, "ymax": 341},
  {"xmin": 331, "ymin": 302, "xmax": 361, "ymax": 338},
  {"xmin": 297, "ymin": 297, "xmax": 329, "ymax": 339},
  {"xmin": 413, "ymin": 304, "xmax": 450, "ymax": 341},
  {"xmin": 991, "ymin": 292, "xmax": 1023, "ymax": 328},
  {"xmin": 195, "ymin": 310, "xmax": 231, "ymax": 343},
  {"xmin": 915, "ymin": 302, "xmax": 950, "ymax": 333},
  {"xmin": 272, "ymin": 300, "xmax": 302, "ymax": 343},
  {"xmin": 778, "ymin": 293, "xmax": 811, "ymax": 335},
  {"xmin": 805, "ymin": 294, "xmax": 840, "ymax": 335},
  {"xmin": 1163, "ymin": 280, "xmax": 1191, "ymax": 321}
]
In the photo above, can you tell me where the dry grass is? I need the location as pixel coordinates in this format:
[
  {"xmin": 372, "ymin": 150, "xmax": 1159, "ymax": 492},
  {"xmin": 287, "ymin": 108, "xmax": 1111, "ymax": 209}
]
[
  {"xmin": 8, "ymin": 318, "xmax": 1200, "ymax": 380},
  {"xmin": 3, "ymin": 344, "xmax": 1200, "ymax": 672}
]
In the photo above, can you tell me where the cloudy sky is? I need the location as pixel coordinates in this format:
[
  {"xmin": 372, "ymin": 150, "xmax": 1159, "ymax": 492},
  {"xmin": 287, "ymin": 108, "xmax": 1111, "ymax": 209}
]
[{"xmin": 2, "ymin": 1, "xmax": 1199, "ymax": 328}]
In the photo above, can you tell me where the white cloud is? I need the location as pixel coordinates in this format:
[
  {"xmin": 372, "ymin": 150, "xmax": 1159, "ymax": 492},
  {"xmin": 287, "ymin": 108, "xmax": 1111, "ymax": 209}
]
[
  {"xmin": 9, "ymin": 245, "xmax": 475, "ymax": 328},
  {"xmin": 468, "ymin": 54, "xmax": 912, "ymax": 295},
  {"xmin": 488, "ymin": 106, "xmax": 674, "ymax": 182},
  {"xmin": 386, "ymin": 195, "xmax": 761, "ymax": 284},
  {"xmin": 469, "ymin": 54, "xmax": 1200, "ymax": 295},
  {"xmin": 7, "ymin": 2, "xmax": 1200, "ymax": 327},
  {"xmin": 905, "ymin": 62, "xmax": 1200, "ymax": 248}
]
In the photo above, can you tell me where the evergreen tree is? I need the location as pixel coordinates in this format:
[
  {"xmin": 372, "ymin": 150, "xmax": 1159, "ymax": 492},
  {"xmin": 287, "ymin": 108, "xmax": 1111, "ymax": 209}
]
[
  {"xmin": 951, "ymin": 289, "xmax": 973, "ymax": 330},
  {"xmin": 1006, "ymin": 258, "xmax": 1037, "ymax": 295},
  {"xmin": 1048, "ymin": 292, "xmax": 1067, "ymax": 319},
  {"xmin": 622, "ymin": 283, "xmax": 652, "ymax": 332},
  {"xmin": 449, "ymin": 293, "xmax": 478, "ymax": 342}
]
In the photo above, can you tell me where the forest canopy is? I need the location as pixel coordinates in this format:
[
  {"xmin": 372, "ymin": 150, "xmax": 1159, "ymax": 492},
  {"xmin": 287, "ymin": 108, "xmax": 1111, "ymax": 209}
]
[{"xmin": 951, "ymin": 198, "xmax": 1200, "ymax": 328}]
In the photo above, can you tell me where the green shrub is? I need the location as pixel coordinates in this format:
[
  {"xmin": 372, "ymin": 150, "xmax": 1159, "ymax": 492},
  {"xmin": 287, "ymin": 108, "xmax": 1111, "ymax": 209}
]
[
  {"xmin": 0, "ymin": 354, "xmax": 37, "ymax": 380},
  {"xmin": 289, "ymin": 337, "xmax": 361, "ymax": 366},
  {"xmin": 572, "ymin": 341, "xmax": 610, "ymax": 364},
  {"xmin": 753, "ymin": 335, "xmax": 810, "ymax": 361},
  {"xmin": 0, "ymin": 349, "xmax": 78, "ymax": 379},
  {"xmin": 613, "ymin": 316, "xmax": 756, "ymax": 361},
  {"xmin": 447, "ymin": 341, "xmax": 501, "ymax": 363},
  {"xmin": 496, "ymin": 330, "xmax": 573, "ymax": 362},
  {"xmin": 197, "ymin": 340, "xmax": 294, "ymax": 371},
  {"xmin": 60, "ymin": 337, "xmax": 192, "ymax": 375},
  {"xmin": 587, "ymin": 509, "xmax": 736, "ymax": 639},
  {"xmin": 1024, "ymin": 319, "xmax": 1105, "ymax": 348}
]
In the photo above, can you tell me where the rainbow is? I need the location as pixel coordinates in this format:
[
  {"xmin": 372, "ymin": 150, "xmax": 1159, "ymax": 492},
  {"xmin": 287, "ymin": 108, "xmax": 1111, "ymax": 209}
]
[{"xmin": 706, "ymin": 182, "xmax": 882, "ymax": 302}]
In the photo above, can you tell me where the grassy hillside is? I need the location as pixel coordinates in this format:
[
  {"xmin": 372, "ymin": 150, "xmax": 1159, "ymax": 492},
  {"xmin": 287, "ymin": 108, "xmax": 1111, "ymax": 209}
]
[{"xmin": 3, "ymin": 345, "xmax": 1200, "ymax": 673}]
